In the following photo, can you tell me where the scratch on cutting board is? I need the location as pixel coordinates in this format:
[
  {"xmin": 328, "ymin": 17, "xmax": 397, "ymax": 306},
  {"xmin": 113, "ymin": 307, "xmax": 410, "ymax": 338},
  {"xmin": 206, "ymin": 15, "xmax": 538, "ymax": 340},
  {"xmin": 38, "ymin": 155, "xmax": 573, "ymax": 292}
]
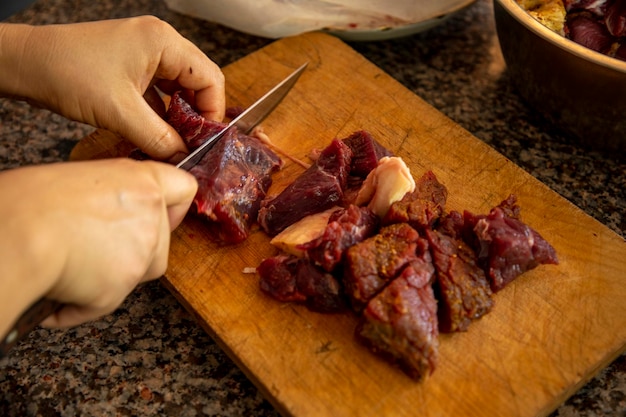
[{"xmin": 315, "ymin": 340, "xmax": 337, "ymax": 354}]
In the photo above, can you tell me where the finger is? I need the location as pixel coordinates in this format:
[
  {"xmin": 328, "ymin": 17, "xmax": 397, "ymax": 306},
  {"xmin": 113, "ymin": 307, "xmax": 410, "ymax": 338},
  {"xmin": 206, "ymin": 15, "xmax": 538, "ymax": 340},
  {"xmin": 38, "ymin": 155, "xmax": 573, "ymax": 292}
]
[
  {"xmin": 157, "ymin": 39, "xmax": 225, "ymax": 122},
  {"xmin": 117, "ymin": 95, "xmax": 189, "ymax": 160},
  {"xmin": 144, "ymin": 161, "xmax": 198, "ymax": 230},
  {"xmin": 195, "ymin": 86, "xmax": 226, "ymax": 122},
  {"xmin": 142, "ymin": 206, "xmax": 171, "ymax": 282}
]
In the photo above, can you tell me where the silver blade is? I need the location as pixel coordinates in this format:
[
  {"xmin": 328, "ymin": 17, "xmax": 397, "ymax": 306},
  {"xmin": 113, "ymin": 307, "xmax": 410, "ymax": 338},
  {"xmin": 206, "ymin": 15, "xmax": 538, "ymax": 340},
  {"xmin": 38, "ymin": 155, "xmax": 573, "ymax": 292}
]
[{"xmin": 176, "ymin": 62, "xmax": 308, "ymax": 171}]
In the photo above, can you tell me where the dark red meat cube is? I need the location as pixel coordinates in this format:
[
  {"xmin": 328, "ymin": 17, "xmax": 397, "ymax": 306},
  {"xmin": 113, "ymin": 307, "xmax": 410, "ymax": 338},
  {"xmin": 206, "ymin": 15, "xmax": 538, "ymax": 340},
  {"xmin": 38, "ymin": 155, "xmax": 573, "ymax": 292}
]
[
  {"xmin": 297, "ymin": 205, "xmax": 380, "ymax": 272},
  {"xmin": 257, "ymin": 255, "xmax": 304, "ymax": 303},
  {"xmin": 463, "ymin": 202, "xmax": 559, "ymax": 292},
  {"xmin": 383, "ymin": 170, "xmax": 448, "ymax": 232},
  {"xmin": 357, "ymin": 261, "xmax": 439, "ymax": 381},
  {"xmin": 295, "ymin": 261, "xmax": 347, "ymax": 313},
  {"xmin": 257, "ymin": 254, "xmax": 346, "ymax": 313},
  {"xmin": 258, "ymin": 138, "xmax": 353, "ymax": 236},
  {"xmin": 426, "ymin": 228, "xmax": 494, "ymax": 333},
  {"xmin": 343, "ymin": 223, "xmax": 421, "ymax": 311},
  {"xmin": 342, "ymin": 130, "xmax": 393, "ymax": 178}
]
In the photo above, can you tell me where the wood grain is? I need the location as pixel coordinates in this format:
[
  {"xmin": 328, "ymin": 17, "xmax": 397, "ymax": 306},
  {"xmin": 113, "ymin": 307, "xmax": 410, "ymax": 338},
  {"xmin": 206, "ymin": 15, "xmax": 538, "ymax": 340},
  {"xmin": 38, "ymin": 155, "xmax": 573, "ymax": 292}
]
[{"xmin": 70, "ymin": 32, "xmax": 626, "ymax": 417}]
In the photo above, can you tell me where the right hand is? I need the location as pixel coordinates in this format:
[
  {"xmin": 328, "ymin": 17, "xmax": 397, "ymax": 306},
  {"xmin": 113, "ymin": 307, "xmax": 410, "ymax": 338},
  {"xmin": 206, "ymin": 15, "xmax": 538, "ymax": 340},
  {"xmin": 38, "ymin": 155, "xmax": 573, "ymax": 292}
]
[{"xmin": 0, "ymin": 158, "xmax": 197, "ymax": 332}]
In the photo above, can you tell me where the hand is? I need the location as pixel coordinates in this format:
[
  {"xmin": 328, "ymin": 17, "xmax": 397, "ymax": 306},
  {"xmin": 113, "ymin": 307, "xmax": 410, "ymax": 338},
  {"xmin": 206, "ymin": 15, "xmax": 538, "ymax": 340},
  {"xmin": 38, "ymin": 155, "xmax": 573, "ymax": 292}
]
[
  {"xmin": 0, "ymin": 16, "xmax": 225, "ymax": 160},
  {"xmin": 0, "ymin": 158, "xmax": 198, "ymax": 333}
]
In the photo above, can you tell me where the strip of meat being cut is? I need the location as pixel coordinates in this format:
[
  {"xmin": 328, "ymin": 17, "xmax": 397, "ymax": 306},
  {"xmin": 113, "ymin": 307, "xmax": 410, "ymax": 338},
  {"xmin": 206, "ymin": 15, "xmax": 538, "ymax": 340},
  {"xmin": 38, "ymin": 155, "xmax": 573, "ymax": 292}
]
[
  {"xmin": 166, "ymin": 92, "xmax": 283, "ymax": 243},
  {"xmin": 258, "ymin": 138, "xmax": 353, "ymax": 236}
]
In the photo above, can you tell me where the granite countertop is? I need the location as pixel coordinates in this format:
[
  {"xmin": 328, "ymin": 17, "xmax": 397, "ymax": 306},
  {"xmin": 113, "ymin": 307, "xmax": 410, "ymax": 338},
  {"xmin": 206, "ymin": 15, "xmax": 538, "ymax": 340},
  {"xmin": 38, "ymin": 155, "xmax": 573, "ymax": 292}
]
[{"xmin": 1, "ymin": 0, "xmax": 624, "ymax": 416}]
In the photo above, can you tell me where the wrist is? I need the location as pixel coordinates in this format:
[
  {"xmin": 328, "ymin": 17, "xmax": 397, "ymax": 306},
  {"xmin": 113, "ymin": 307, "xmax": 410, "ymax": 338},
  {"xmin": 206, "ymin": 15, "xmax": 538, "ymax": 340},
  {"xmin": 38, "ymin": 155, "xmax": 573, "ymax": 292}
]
[{"xmin": 0, "ymin": 167, "xmax": 66, "ymax": 338}]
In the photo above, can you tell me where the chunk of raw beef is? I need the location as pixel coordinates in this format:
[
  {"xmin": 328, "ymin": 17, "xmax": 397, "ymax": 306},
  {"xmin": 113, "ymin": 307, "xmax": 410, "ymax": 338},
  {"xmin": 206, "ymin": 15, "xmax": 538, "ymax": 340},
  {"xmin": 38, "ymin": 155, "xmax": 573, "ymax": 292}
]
[
  {"xmin": 342, "ymin": 130, "xmax": 393, "ymax": 178},
  {"xmin": 383, "ymin": 170, "xmax": 448, "ymax": 233},
  {"xmin": 166, "ymin": 92, "xmax": 283, "ymax": 243},
  {"xmin": 358, "ymin": 260, "xmax": 438, "ymax": 381},
  {"xmin": 297, "ymin": 205, "xmax": 380, "ymax": 272},
  {"xmin": 343, "ymin": 223, "xmax": 422, "ymax": 311},
  {"xmin": 463, "ymin": 196, "xmax": 559, "ymax": 292},
  {"xmin": 257, "ymin": 254, "xmax": 346, "ymax": 313},
  {"xmin": 258, "ymin": 138, "xmax": 353, "ymax": 236},
  {"xmin": 426, "ymin": 227, "xmax": 494, "ymax": 332}
]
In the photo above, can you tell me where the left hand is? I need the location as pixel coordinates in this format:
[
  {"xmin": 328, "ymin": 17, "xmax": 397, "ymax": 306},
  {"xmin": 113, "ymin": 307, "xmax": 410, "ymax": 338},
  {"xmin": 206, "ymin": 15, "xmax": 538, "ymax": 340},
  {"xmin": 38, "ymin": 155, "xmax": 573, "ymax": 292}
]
[{"xmin": 0, "ymin": 16, "xmax": 225, "ymax": 161}]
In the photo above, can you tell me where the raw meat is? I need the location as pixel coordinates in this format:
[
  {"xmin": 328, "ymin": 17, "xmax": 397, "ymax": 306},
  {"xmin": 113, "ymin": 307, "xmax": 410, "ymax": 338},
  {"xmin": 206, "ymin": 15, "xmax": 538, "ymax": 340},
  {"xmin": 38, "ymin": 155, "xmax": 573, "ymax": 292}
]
[
  {"xmin": 357, "ymin": 259, "xmax": 438, "ymax": 381},
  {"xmin": 166, "ymin": 91, "xmax": 226, "ymax": 148},
  {"xmin": 166, "ymin": 92, "xmax": 283, "ymax": 243},
  {"xmin": 383, "ymin": 170, "xmax": 448, "ymax": 232},
  {"xmin": 342, "ymin": 130, "xmax": 393, "ymax": 178},
  {"xmin": 258, "ymin": 138, "xmax": 353, "ymax": 236},
  {"xmin": 257, "ymin": 254, "xmax": 346, "ymax": 313},
  {"xmin": 297, "ymin": 205, "xmax": 380, "ymax": 272},
  {"xmin": 343, "ymin": 223, "xmax": 422, "ymax": 311},
  {"xmin": 463, "ymin": 196, "xmax": 559, "ymax": 292},
  {"xmin": 426, "ymin": 227, "xmax": 493, "ymax": 333}
]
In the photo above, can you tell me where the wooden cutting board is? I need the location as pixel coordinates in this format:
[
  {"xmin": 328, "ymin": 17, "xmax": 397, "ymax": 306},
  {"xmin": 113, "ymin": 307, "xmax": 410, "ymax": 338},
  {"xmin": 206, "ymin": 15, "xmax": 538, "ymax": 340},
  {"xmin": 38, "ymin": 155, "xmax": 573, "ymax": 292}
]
[{"xmin": 70, "ymin": 32, "xmax": 626, "ymax": 417}]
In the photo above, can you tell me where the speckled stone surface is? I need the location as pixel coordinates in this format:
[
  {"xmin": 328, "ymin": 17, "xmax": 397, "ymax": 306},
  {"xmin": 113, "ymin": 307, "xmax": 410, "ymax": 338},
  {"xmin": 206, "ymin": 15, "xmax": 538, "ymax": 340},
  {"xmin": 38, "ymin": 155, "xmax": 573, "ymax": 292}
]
[{"xmin": 0, "ymin": 0, "xmax": 624, "ymax": 416}]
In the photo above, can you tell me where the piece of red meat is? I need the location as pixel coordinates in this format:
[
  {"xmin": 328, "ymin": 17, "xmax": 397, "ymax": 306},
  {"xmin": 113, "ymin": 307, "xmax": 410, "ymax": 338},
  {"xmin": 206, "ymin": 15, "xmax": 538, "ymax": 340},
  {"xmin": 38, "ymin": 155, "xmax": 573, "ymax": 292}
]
[
  {"xmin": 257, "ymin": 254, "xmax": 346, "ymax": 313},
  {"xmin": 258, "ymin": 138, "xmax": 353, "ymax": 236},
  {"xmin": 605, "ymin": 0, "xmax": 626, "ymax": 37},
  {"xmin": 426, "ymin": 227, "xmax": 494, "ymax": 333},
  {"xmin": 295, "ymin": 261, "xmax": 347, "ymax": 313},
  {"xmin": 297, "ymin": 205, "xmax": 380, "ymax": 272},
  {"xmin": 567, "ymin": 12, "xmax": 615, "ymax": 54},
  {"xmin": 564, "ymin": 0, "xmax": 610, "ymax": 15},
  {"xmin": 166, "ymin": 91, "xmax": 227, "ymax": 149},
  {"xmin": 343, "ymin": 223, "xmax": 422, "ymax": 311},
  {"xmin": 357, "ymin": 260, "xmax": 439, "ymax": 381},
  {"xmin": 463, "ymin": 197, "xmax": 559, "ymax": 292},
  {"xmin": 257, "ymin": 255, "xmax": 304, "ymax": 303},
  {"xmin": 383, "ymin": 170, "xmax": 448, "ymax": 233},
  {"xmin": 166, "ymin": 92, "xmax": 283, "ymax": 243},
  {"xmin": 342, "ymin": 130, "xmax": 393, "ymax": 178}
]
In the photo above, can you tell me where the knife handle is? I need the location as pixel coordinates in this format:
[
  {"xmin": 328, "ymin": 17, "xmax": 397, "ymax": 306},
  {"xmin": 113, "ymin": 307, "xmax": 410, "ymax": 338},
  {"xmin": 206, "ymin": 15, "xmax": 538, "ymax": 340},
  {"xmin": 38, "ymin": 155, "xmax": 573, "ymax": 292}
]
[{"xmin": 0, "ymin": 298, "xmax": 63, "ymax": 358}]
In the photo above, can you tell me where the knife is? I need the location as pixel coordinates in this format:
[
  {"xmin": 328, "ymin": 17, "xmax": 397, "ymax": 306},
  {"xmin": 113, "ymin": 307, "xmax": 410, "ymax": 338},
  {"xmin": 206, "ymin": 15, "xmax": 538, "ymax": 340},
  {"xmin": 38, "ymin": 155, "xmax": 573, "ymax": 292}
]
[
  {"xmin": 0, "ymin": 62, "xmax": 308, "ymax": 358},
  {"xmin": 177, "ymin": 62, "xmax": 308, "ymax": 171}
]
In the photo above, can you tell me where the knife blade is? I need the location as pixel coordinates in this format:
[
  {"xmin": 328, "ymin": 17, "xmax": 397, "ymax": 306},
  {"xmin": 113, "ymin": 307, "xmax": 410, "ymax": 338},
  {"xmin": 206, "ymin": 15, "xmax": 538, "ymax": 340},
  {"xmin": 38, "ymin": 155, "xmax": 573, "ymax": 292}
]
[
  {"xmin": 177, "ymin": 61, "xmax": 308, "ymax": 171},
  {"xmin": 0, "ymin": 62, "xmax": 308, "ymax": 358}
]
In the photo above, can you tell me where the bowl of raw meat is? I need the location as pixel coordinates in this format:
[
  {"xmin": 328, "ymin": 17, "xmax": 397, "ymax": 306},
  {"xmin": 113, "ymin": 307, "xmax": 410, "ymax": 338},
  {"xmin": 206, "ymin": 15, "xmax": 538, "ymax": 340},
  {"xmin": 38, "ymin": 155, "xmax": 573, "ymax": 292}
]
[{"xmin": 493, "ymin": 0, "xmax": 626, "ymax": 151}]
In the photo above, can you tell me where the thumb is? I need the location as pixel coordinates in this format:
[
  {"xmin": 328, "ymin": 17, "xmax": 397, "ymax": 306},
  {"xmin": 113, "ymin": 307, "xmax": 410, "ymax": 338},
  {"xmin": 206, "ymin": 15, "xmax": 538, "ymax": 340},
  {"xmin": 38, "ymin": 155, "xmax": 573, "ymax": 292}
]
[{"xmin": 143, "ymin": 161, "xmax": 198, "ymax": 229}]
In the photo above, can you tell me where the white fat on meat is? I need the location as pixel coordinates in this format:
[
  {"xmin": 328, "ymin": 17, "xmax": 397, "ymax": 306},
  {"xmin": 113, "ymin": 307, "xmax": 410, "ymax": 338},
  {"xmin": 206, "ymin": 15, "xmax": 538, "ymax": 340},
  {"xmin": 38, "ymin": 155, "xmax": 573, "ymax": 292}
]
[
  {"xmin": 354, "ymin": 156, "xmax": 415, "ymax": 218},
  {"xmin": 269, "ymin": 207, "xmax": 342, "ymax": 257}
]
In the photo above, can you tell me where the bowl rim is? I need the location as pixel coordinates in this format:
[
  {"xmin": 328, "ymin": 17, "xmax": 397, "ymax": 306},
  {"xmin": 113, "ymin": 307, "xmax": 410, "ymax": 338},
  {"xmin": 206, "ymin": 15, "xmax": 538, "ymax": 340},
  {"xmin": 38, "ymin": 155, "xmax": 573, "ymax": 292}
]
[{"xmin": 495, "ymin": 0, "xmax": 626, "ymax": 73}]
